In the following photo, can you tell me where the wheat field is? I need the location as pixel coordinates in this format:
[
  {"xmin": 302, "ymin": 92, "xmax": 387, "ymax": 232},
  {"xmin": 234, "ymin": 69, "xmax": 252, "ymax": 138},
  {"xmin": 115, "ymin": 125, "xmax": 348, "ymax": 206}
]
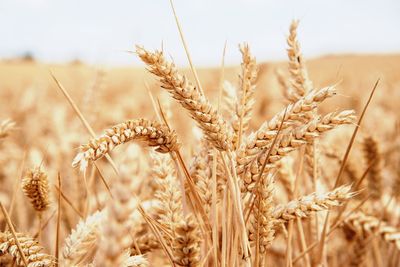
[{"xmin": 0, "ymin": 16, "xmax": 400, "ymax": 267}]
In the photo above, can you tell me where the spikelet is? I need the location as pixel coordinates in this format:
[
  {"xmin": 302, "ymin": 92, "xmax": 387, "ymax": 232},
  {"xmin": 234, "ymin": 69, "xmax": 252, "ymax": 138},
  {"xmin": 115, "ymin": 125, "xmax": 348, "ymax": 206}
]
[
  {"xmin": 0, "ymin": 231, "xmax": 54, "ymax": 266},
  {"xmin": 172, "ymin": 215, "xmax": 201, "ymax": 267},
  {"xmin": 136, "ymin": 46, "xmax": 232, "ymax": 151},
  {"xmin": 72, "ymin": 118, "xmax": 179, "ymax": 171},
  {"xmin": 231, "ymin": 43, "xmax": 258, "ymax": 148},
  {"xmin": 362, "ymin": 136, "xmax": 383, "ymax": 201},
  {"xmin": 273, "ymin": 184, "xmax": 354, "ymax": 222},
  {"xmin": 21, "ymin": 166, "xmax": 50, "ymax": 212},
  {"xmin": 62, "ymin": 210, "xmax": 106, "ymax": 266},
  {"xmin": 0, "ymin": 119, "xmax": 16, "ymax": 140}
]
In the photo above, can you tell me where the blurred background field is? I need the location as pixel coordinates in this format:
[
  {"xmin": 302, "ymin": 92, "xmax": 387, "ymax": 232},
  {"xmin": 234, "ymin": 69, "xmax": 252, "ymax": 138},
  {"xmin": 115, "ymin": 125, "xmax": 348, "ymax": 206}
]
[{"xmin": 1, "ymin": 1, "xmax": 400, "ymax": 266}]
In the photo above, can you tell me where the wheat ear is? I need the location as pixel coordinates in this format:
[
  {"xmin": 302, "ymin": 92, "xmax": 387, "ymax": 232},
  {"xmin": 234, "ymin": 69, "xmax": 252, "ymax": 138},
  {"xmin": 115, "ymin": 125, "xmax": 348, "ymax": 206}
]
[
  {"xmin": 232, "ymin": 43, "xmax": 258, "ymax": 148},
  {"xmin": 94, "ymin": 169, "xmax": 138, "ymax": 266},
  {"xmin": 154, "ymin": 155, "xmax": 183, "ymax": 243},
  {"xmin": 286, "ymin": 19, "xmax": 313, "ymax": 100},
  {"xmin": 362, "ymin": 136, "xmax": 383, "ymax": 201},
  {"xmin": 239, "ymin": 110, "xmax": 356, "ymax": 192},
  {"xmin": 344, "ymin": 212, "xmax": 400, "ymax": 250},
  {"xmin": 172, "ymin": 215, "xmax": 201, "ymax": 267},
  {"xmin": 236, "ymin": 86, "xmax": 336, "ymax": 176},
  {"xmin": 273, "ymin": 184, "xmax": 354, "ymax": 222},
  {"xmin": 21, "ymin": 166, "xmax": 50, "ymax": 212},
  {"xmin": 248, "ymin": 175, "xmax": 276, "ymax": 254},
  {"xmin": 136, "ymin": 45, "xmax": 232, "ymax": 151},
  {"xmin": 72, "ymin": 118, "xmax": 178, "ymax": 171},
  {"xmin": 0, "ymin": 231, "xmax": 54, "ymax": 266},
  {"xmin": 62, "ymin": 210, "xmax": 105, "ymax": 266}
]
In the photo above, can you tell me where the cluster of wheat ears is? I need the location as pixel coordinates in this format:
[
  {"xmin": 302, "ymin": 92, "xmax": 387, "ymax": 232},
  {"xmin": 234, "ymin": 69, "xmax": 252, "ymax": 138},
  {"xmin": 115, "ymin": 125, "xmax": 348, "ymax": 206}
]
[{"xmin": 0, "ymin": 15, "xmax": 399, "ymax": 267}]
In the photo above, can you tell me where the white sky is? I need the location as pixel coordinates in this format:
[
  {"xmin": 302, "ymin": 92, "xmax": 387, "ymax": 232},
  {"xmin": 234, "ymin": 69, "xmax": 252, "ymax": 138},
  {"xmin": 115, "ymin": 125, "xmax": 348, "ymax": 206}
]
[{"xmin": 1, "ymin": 0, "xmax": 399, "ymax": 66}]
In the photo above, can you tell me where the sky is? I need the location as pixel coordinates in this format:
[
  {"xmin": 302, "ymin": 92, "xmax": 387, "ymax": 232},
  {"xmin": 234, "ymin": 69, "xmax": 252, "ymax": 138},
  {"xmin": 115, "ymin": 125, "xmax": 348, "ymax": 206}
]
[{"xmin": 1, "ymin": 0, "xmax": 399, "ymax": 66}]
